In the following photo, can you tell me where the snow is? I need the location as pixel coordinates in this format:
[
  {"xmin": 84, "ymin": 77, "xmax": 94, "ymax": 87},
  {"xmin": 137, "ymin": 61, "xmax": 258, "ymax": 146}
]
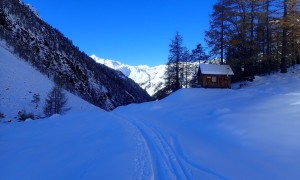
[
  {"xmin": 1, "ymin": 44, "xmax": 300, "ymax": 179},
  {"xmin": 90, "ymin": 55, "xmax": 233, "ymax": 96},
  {"xmin": 0, "ymin": 41, "xmax": 99, "ymax": 121},
  {"xmin": 90, "ymin": 54, "xmax": 166, "ymax": 96},
  {"xmin": 200, "ymin": 64, "xmax": 234, "ymax": 75}
]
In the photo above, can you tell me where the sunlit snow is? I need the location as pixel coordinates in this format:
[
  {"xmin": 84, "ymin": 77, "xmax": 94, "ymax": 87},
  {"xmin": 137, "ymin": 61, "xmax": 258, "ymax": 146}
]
[
  {"xmin": 1, "ymin": 44, "xmax": 300, "ymax": 180},
  {"xmin": 90, "ymin": 54, "xmax": 166, "ymax": 96}
]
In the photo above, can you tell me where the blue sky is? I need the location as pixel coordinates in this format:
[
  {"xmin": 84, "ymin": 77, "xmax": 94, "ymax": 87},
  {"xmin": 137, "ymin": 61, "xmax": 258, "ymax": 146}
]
[{"xmin": 23, "ymin": 0, "xmax": 217, "ymax": 66}]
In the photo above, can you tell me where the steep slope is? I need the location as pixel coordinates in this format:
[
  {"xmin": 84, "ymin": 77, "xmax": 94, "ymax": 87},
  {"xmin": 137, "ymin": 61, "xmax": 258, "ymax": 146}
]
[
  {"xmin": 90, "ymin": 55, "xmax": 166, "ymax": 96},
  {"xmin": 0, "ymin": 41, "xmax": 100, "ymax": 121},
  {"xmin": 1, "ymin": 66, "xmax": 300, "ymax": 179},
  {"xmin": 0, "ymin": 0, "xmax": 151, "ymax": 111}
]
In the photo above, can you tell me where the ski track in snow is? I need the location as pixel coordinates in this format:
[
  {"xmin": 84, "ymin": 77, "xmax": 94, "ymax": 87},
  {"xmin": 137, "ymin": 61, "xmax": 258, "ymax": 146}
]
[
  {"xmin": 111, "ymin": 113, "xmax": 154, "ymax": 180},
  {"xmin": 115, "ymin": 113, "xmax": 226, "ymax": 180}
]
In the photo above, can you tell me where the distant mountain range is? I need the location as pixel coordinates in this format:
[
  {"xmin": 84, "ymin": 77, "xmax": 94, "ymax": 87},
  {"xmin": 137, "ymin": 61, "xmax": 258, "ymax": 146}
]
[
  {"xmin": 90, "ymin": 55, "xmax": 223, "ymax": 96},
  {"xmin": 90, "ymin": 55, "xmax": 166, "ymax": 96}
]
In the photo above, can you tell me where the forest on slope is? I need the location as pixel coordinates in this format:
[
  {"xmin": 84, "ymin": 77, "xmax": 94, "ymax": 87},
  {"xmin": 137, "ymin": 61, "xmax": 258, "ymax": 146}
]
[{"xmin": 0, "ymin": 0, "xmax": 151, "ymax": 111}]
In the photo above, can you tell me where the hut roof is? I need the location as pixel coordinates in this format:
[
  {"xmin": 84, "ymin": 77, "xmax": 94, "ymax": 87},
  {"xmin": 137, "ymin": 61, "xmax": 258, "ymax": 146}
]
[{"xmin": 199, "ymin": 64, "xmax": 234, "ymax": 76}]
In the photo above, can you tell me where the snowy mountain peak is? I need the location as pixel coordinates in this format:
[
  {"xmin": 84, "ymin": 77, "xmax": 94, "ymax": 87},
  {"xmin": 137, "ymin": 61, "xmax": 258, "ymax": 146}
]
[
  {"xmin": 90, "ymin": 54, "xmax": 123, "ymax": 69},
  {"xmin": 90, "ymin": 55, "xmax": 166, "ymax": 96}
]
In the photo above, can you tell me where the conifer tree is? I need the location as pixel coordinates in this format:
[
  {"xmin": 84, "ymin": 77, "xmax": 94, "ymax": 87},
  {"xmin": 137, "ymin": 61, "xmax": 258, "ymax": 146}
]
[
  {"xmin": 205, "ymin": 0, "xmax": 229, "ymax": 65},
  {"xmin": 165, "ymin": 32, "xmax": 184, "ymax": 92},
  {"xmin": 190, "ymin": 44, "xmax": 209, "ymax": 86},
  {"xmin": 182, "ymin": 47, "xmax": 190, "ymax": 88},
  {"xmin": 280, "ymin": 0, "xmax": 288, "ymax": 73},
  {"xmin": 44, "ymin": 85, "xmax": 70, "ymax": 117},
  {"xmin": 206, "ymin": 0, "xmax": 300, "ymax": 81},
  {"xmin": 191, "ymin": 44, "xmax": 209, "ymax": 64}
]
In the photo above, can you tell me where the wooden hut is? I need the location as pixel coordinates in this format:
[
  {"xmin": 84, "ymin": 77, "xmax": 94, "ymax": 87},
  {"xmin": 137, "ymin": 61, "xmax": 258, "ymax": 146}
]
[{"xmin": 198, "ymin": 64, "xmax": 234, "ymax": 88}]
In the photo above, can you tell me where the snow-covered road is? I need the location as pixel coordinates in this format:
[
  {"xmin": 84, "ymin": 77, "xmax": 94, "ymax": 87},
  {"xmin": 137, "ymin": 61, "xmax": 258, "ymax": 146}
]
[{"xmin": 117, "ymin": 112, "xmax": 226, "ymax": 180}]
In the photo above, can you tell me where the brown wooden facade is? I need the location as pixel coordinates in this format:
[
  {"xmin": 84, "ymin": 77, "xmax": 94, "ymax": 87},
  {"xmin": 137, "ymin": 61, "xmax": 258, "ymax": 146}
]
[
  {"xmin": 198, "ymin": 64, "xmax": 234, "ymax": 89},
  {"xmin": 199, "ymin": 74, "xmax": 232, "ymax": 88}
]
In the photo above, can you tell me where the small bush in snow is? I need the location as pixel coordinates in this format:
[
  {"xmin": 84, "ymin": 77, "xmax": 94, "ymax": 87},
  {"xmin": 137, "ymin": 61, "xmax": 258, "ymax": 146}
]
[
  {"xmin": 0, "ymin": 112, "xmax": 5, "ymax": 119},
  {"xmin": 18, "ymin": 110, "xmax": 34, "ymax": 121}
]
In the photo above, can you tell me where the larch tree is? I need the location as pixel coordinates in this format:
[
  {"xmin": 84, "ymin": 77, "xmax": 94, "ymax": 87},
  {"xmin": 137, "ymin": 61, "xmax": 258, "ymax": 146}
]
[
  {"xmin": 44, "ymin": 85, "xmax": 70, "ymax": 117},
  {"xmin": 286, "ymin": 0, "xmax": 300, "ymax": 66},
  {"xmin": 206, "ymin": 0, "xmax": 229, "ymax": 65},
  {"xmin": 206, "ymin": 0, "xmax": 299, "ymax": 80},
  {"xmin": 280, "ymin": 0, "xmax": 288, "ymax": 73}
]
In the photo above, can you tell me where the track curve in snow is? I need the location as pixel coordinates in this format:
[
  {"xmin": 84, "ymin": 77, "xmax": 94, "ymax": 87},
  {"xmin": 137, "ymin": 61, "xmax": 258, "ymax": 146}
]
[{"xmin": 115, "ymin": 113, "xmax": 226, "ymax": 180}]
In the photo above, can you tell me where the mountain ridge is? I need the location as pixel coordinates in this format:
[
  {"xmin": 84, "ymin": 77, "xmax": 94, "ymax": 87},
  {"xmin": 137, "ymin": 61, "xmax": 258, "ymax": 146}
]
[
  {"xmin": 90, "ymin": 54, "xmax": 166, "ymax": 96},
  {"xmin": 90, "ymin": 56, "xmax": 223, "ymax": 96},
  {"xmin": 0, "ymin": 0, "xmax": 151, "ymax": 111}
]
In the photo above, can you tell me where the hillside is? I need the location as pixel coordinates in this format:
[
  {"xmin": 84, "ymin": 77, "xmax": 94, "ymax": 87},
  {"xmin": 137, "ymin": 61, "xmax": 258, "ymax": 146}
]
[
  {"xmin": 0, "ymin": 0, "xmax": 151, "ymax": 111},
  {"xmin": 90, "ymin": 55, "xmax": 166, "ymax": 96},
  {"xmin": 0, "ymin": 41, "xmax": 100, "ymax": 121},
  {"xmin": 1, "ymin": 65, "xmax": 300, "ymax": 179}
]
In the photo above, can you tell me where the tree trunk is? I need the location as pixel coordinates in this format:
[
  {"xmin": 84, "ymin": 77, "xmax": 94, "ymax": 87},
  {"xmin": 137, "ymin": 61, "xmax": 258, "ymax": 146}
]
[
  {"xmin": 220, "ymin": 0, "xmax": 224, "ymax": 65},
  {"xmin": 281, "ymin": 0, "xmax": 288, "ymax": 73}
]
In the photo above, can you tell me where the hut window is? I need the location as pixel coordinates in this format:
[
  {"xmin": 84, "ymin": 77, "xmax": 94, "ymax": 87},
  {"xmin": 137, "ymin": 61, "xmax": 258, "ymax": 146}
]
[{"xmin": 212, "ymin": 76, "xmax": 217, "ymax": 82}]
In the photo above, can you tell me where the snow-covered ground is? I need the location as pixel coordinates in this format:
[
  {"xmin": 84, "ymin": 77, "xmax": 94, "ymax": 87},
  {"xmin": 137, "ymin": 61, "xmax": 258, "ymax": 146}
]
[
  {"xmin": 1, "ymin": 43, "xmax": 300, "ymax": 179},
  {"xmin": 0, "ymin": 41, "xmax": 99, "ymax": 121},
  {"xmin": 90, "ymin": 54, "xmax": 166, "ymax": 96}
]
